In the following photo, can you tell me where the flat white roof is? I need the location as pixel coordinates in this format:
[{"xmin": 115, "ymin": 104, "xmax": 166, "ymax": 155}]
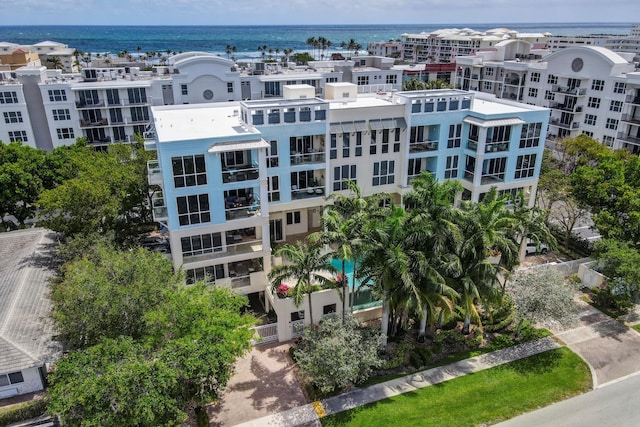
[
  {"xmin": 152, "ymin": 103, "xmax": 259, "ymax": 143},
  {"xmin": 328, "ymin": 96, "xmax": 394, "ymax": 110},
  {"xmin": 471, "ymin": 92, "xmax": 546, "ymax": 115}
]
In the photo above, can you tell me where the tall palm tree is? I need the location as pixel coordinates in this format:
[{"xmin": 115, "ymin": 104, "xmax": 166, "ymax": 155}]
[
  {"xmin": 451, "ymin": 188, "xmax": 519, "ymax": 334},
  {"xmin": 306, "ymin": 37, "xmax": 317, "ymax": 59},
  {"xmin": 310, "ymin": 209, "xmax": 359, "ymax": 323},
  {"xmin": 268, "ymin": 240, "xmax": 337, "ymax": 326},
  {"xmin": 404, "ymin": 173, "xmax": 462, "ymax": 338},
  {"xmin": 358, "ymin": 205, "xmax": 417, "ymax": 350},
  {"xmin": 46, "ymin": 56, "xmax": 64, "ymax": 70}
]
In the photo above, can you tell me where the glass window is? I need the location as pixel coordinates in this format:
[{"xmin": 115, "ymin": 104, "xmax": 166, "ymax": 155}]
[{"xmin": 172, "ymin": 155, "xmax": 207, "ymax": 188}]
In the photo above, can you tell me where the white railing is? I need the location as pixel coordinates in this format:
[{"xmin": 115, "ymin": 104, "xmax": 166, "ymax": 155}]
[
  {"xmin": 251, "ymin": 323, "xmax": 279, "ymax": 345},
  {"xmin": 291, "ymin": 319, "xmax": 305, "ymax": 338}
]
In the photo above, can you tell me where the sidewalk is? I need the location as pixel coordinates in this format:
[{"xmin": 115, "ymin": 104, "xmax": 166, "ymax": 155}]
[{"xmin": 232, "ymin": 336, "xmax": 560, "ymax": 427}]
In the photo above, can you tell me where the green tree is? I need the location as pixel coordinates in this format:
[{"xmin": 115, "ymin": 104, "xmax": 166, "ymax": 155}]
[
  {"xmin": 0, "ymin": 141, "xmax": 48, "ymax": 228},
  {"xmin": 268, "ymin": 240, "xmax": 337, "ymax": 325},
  {"xmin": 48, "ymin": 337, "xmax": 183, "ymax": 427},
  {"xmin": 37, "ymin": 140, "xmax": 156, "ymax": 244},
  {"xmin": 425, "ymin": 79, "xmax": 454, "ymax": 89},
  {"xmin": 293, "ymin": 314, "xmax": 381, "ymax": 394},
  {"xmin": 50, "ymin": 246, "xmax": 180, "ymax": 349},
  {"xmin": 402, "ymin": 78, "xmax": 427, "ymax": 91},
  {"xmin": 46, "ymin": 56, "xmax": 64, "ymax": 70}
]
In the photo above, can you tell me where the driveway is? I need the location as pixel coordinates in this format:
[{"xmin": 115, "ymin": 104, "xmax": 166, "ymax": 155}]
[
  {"xmin": 555, "ymin": 305, "xmax": 640, "ymax": 387},
  {"xmin": 207, "ymin": 342, "xmax": 307, "ymax": 426}
]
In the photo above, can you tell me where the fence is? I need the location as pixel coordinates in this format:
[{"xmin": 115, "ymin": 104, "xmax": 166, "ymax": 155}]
[{"xmin": 251, "ymin": 323, "xmax": 278, "ymax": 345}]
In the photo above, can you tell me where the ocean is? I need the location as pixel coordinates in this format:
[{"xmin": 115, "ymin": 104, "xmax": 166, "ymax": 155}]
[{"xmin": 0, "ymin": 23, "xmax": 634, "ymax": 60}]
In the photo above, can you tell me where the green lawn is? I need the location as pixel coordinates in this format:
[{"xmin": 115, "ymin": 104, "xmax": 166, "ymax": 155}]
[
  {"xmin": 632, "ymin": 324, "xmax": 640, "ymax": 333},
  {"xmin": 321, "ymin": 347, "xmax": 591, "ymax": 427}
]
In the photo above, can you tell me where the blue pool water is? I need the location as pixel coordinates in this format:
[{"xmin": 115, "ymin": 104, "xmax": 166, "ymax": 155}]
[{"xmin": 330, "ymin": 258, "xmax": 381, "ymax": 310}]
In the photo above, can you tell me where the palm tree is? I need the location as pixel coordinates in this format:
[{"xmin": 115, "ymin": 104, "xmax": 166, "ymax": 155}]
[
  {"xmin": 46, "ymin": 56, "xmax": 64, "ymax": 70},
  {"xmin": 226, "ymin": 44, "xmax": 233, "ymax": 59},
  {"xmin": 306, "ymin": 37, "xmax": 317, "ymax": 59},
  {"xmin": 404, "ymin": 173, "xmax": 462, "ymax": 338},
  {"xmin": 358, "ymin": 205, "xmax": 418, "ymax": 350},
  {"xmin": 268, "ymin": 240, "xmax": 337, "ymax": 326},
  {"xmin": 451, "ymin": 188, "xmax": 519, "ymax": 334},
  {"xmin": 425, "ymin": 79, "xmax": 454, "ymax": 89},
  {"xmin": 310, "ymin": 209, "xmax": 358, "ymax": 323}
]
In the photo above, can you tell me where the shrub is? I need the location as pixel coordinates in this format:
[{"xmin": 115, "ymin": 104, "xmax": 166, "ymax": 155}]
[
  {"xmin": 414, "ymin": 347, "xmax": 432, "ymax": 365},
  {"xmin": 294, "ymin": 314, "xmax": 382, "ymax": 394},
  {"xmin": 592, "ymin": 278, "xmax": 636, "ymax": 314},
  {"xmin": 0, "ymin": 397, "xmax": 49, "ymax": 426},
  {"xmin": 380, "ymin": 343, "xmax": 413, "ymax": 370}
]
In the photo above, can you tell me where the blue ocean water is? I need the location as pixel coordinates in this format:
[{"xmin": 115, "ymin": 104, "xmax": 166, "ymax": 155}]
[{"xmin": 0, "ymin": 23, "xmax": 633, "ymax": 60}]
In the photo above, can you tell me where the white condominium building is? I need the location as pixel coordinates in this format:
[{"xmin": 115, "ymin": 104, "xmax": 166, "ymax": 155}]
[
  {"xmin": 456, "ymin": 40, "xmax": 640, "ymax": 153},
  {"xmin": 0, "ymin": 53, "xmax": 403, "ymax": 150},
  {"xmin": 401, "ymin": 28, "xmax": 549, "ymax": 64}
]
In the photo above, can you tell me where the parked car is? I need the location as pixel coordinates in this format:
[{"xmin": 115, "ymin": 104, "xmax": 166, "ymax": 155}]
[{"xmin": 525, "ymin": 240, "xmax": 548, "ymax": 255}]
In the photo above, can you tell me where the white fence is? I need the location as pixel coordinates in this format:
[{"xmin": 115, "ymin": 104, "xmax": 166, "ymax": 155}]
[{"xmin": 251, "ymin": 323, "xmax": 278, "ymax": 345}]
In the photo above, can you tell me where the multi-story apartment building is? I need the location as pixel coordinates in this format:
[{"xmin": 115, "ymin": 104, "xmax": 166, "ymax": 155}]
[
  {"xmin": 147, "ymin": 83, "xmax": 548, "ymax": 341},
  {"xmin": 0, "ymin": 41, "xmax": 76, "ymax": 73},
  {"xmin": 401, "ymin": 28, "xmax": 549, "ymax": 64},
  {"xmin": 456, "ymin": 40, "xmax": 640, "ymax": 153},
  {"xmin": 0, "ymin": 53, "xmax": 403, "ymax": 150},
  {"xmin": 367, "ymin": 41, "xmax": 402, "ymax": 58}
]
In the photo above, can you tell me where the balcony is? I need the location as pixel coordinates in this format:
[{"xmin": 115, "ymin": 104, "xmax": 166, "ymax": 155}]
[
  {"xmin": 550, "ymin": 102, "xmax": 583, "ymax": 113},
  {"xmin": 225, "ymin": 195, "xmax": 260, "ymax": 221},
  {"xmin": 147, "ymin": 160, "xmax": 163, "ymax": 185},
  {"xmin": 290, "ymin": 150, "xmax": 326, "ymax": 165},
  {"xmin": 127, "ymin": 116, "xmax": 150, "ymax": 124},
  {"xmin": 485, "ymin": 142, "xmax": 509, "ymax": 153},
  {"xmin": 480, "ymin": 174, "xmax": 505, "ymax": 185},
  {"xmin": 625, "ymin": 94, "xmax": 640, "ymax": 105},
  {"xmin": 76, "ymin": 100, "xmax": 105, "ymax": 109},
  {"xmin": 222, "ymin": 164, "xmax": 259, "ymax": 184},
  {"xmin": 552, "ymin": 86, "xmax": 587, "ymax": 96},
  {"xmin": 80, "ymin": 118, "xmax": 108, "ymax": 128},
  {"xmin": 621, "ymin": 114, "xmax": 640, "ymax": 125},
  {"xmin": 409, "ymin": 140, "xmax": 438, "ymax": 153},
  {"xmin": 291, "ymin": 185, "xmax": 325, "ymax": 200},
  {"xmin": 183, "ymin": 239, "xmax": 263, "ymax": 264},
  {"xmin": 463, "ymin": 170, "xmax": 475, "ymax": 182},
  {"xmin": 617, "ymin": 132, "xmax": 640, "ymax": 145}
]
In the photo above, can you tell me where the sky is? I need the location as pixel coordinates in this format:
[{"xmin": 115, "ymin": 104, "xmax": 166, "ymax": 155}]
[{"xmin": 0, "ymin": 0, "xmax": 638, "ymax": 26}]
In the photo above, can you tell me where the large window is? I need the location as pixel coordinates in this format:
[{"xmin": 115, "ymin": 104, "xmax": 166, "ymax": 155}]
[
  {"xmin": 130, "ymin": 106, "xmax": 149, "ymax": 123},
  {"xmin": 372, "ymin": 160, "xmax": 395, "ymax": 186},
  {"xmin": 342, "ymin": 133, "xmax": 350, "ymax": 158},
  {"xmin": 547, "ymin": 74, "xmax": 558, "ymax": 85},
  {"xmin": 267, "ymin": 140, "xmax": 278, "ymax": 167},
  {"xmin": 56, "ymin": 128, "xmax": 75, "ymax": 140},
  {"xmin": 48, "ymin": 89, "xmax": 67, "ymax": 102},
  {"xmin": 172, "ymin": 155, "xmax": 207, "ymax": 188},
  {"xmin": 53, "ymin": 108, "xmax": 71, "ymax": 121},
  {"xmin": 606, "ymin": 118, "xmax": 619, "ymax": 130},
  {"xmin": 445, "ymin": 155, "xmax": 458, "ymax": 179},
  {"xmin": 333, "ymin": 164, "xmax": 357, "ymax": 191},
  {"xmin": 447, "ymin": 124, "xmax": 461, "ymax": 148},
  {"xmin": 127, "ymin": 87, "xmax": 147, "ymax": 104},
  {"xmin": 530, "ymin": 72, "xmax": 540, "ymax": 82},
  {"xmin": 515, "ymin": 154, "xmax": 537, "ymax": 179},
  {"xmin": 186, "ymin": 265, "xmax": 225, "ymax": 284},
  {"xmin": 587, "ymin": 97, "xmax": 600, "ymax": 109},
  {"xmin": 614, "ymin": 82, "xmax": 626, "ymax": 94},
  {"xmin": 3, "ymin": 111, "xmax": 22, "ymax": 123},
  {"xmin": 610, "ymin": 100, "xmax": 623, "ymax": 112},
  {"xmin": 286, "ymin": 211, "xmax": 301, "ymax": 225},
  {"xmin": 8, "ymin": 130, "xmax": 27, "ymax": 142},
  {"xmin": 591, "ymin": 79, "xmax": 604, "ymax": 91},
  {"xmin": 357, "ymin": 75, "xmax": 369, "ymax": 85},
  {"xmin": 177, "ymin": 194, "xmax": 210, "ymax": 226},
  {"xmin": 528, "ymin": 88, "xmax": 538, "ymax": 98},
  {"xmin": 584, "ymin": 114, "xmax": 597, "ymax": 126},
  {"xmin": 386, "ymin": 74, "xmax": 397, "ymax": 84},
  {"xmin": 330, "ymin": 134, "xmax": 337, "ymax": 159},
  {"xmin": 519, "ymin": 122, "xmax": 542, "ymax": 148},
  {"xmin": 181, "ymin": 232, "xmax": 222, "ymax": 258},
  {"xmin": 265, "ymin": 81, "xmax": 281, "ymax": 96},
  {"xmin": 489, "ymin": 125, "xmax": 511, "ymax": 143},
  {"xmin": 355, "ymin": 132, "xmax": 363, "ymax": 156},
  {"xmin": 0, "ymin": 91, "xmax": 18, "ymax": 104},
  {"xmin": 268, "ymin": 175, "xmax": 280, "ymax": 202}
]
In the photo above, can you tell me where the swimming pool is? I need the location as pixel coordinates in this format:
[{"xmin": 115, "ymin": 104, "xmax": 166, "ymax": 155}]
[{"xmin": 330, "ymin": 258, "xmax": 381, "ymax": 310}]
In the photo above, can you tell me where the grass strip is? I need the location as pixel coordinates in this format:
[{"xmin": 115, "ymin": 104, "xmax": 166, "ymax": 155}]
[{"xmin": 322, "ymin": 347, "xmax": 591, "ymax": 427}]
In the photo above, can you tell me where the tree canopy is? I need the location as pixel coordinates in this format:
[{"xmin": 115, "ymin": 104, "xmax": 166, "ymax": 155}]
[{"xmin": 48, "ymin": 247, "xmax": 255, "ymax": 425}]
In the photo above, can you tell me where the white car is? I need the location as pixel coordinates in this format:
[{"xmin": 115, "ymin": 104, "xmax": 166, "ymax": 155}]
[{"xmin": 525, "ymin": 240, "xmax": 549, "ymax": 255}]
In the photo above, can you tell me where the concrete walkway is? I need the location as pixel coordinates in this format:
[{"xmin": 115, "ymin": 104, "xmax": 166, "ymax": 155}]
[{"xmin": 232, "ymin": 337, "xmax": 560, "ymax": 427}]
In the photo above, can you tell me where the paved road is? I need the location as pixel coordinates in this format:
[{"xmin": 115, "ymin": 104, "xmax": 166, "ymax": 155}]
[{"xmin": 495, "ymin": 372, "xmax": 640, "ymax": 427}]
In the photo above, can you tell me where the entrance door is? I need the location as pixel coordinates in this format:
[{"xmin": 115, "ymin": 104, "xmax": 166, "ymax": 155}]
[{"xmin": 241, "ymin": 81, "xmax": 251, "ymax": 100}]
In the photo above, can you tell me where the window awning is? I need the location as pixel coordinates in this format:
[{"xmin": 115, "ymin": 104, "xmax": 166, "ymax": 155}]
[
  {"xmin": 354, "ymin": 120, "xmax": 368, "ymax": 132},
  {"xmin": 463, "ymin": 116, "xmax": 525, "ymax": 128},
  {"xmin": 369, "ymin": 119, "xmax": 384, "ymax": 130},
  {"xmin": 329, "ymin": 122, "xmax": 343, "ymax": 133},
  {"xmin": 381, "ymin": 118, "xmax": 395, "ymax": 129},
  {"xmin": 208, "ymin": 139, "xmax": 270, "ymax": 153},
  {"xmin": 394, "ymin": 117, "xmax": 407, "ymax": 129},
  {"xmin": 341, "ymin": 122, "xmax": 356, "ymax": 133}
]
